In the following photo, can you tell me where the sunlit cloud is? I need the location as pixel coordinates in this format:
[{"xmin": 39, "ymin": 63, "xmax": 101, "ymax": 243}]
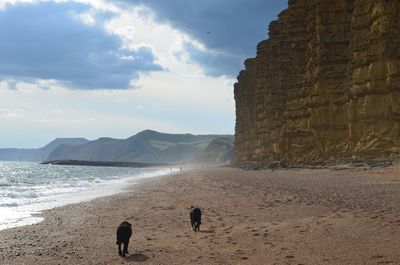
[
  {"xmin": 0, "ymin": 1, "xmax": 162, "ymax": 89},
  {"xmin": 0, "ymin": 0, "xmax": 287, "ymax": 148}
]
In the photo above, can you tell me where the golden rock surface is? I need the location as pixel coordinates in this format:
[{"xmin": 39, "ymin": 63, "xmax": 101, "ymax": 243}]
[{"xmin": 233, "ymin": 0, "xmax": 400, "ymax": 168}]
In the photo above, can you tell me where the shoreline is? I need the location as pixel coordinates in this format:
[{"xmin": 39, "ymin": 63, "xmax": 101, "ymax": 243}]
[
  {"xmin": 2, "ymin": 166, "xmax": 400, "ymax": 264},
  {"xmin": 0, "ymin": 167, "xmax": 175, "ymax": 231},
  {"xmin": 42, "ymin": 159, "xmax": 179, "ymax": 168}
]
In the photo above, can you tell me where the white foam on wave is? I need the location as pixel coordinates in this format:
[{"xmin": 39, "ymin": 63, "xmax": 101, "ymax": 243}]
[
  {"xmin": 0, "ymin": 167, "xmax": 176, "ymax": 231},
  {"xmin": 6, "ymin": 190, "xmax": 39, "ymax": 199},
  {"xmin": 0, "ymin": 207, "xmax": 43, "ymax": 231},
  {"xmin": 0, "ymin": 202, "xmax": 18, "ymax": 207}
]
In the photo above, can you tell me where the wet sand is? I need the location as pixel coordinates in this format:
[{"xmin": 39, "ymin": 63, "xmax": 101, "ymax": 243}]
[{"xmin": 2, "ymin": 166, "xmax": 400, "ymax": 264}]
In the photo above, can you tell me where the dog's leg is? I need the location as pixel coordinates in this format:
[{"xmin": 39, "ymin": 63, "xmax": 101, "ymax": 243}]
[
  {"xmin": 118, "ymin": 242, "xmax": 123, "ymax": 256},
  {"xmin": 123, "ymin": 240, "xmax": 129, "ymax": 256}
]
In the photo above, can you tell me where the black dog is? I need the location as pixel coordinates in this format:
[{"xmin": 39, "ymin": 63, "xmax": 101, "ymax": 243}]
[
  {"xmin": 116, "ymin": 221, "xmax": 132, "ymax": 257},
  {"xmin": 190, "ymin": 207, "xmax": 201, "ymax": 231}
]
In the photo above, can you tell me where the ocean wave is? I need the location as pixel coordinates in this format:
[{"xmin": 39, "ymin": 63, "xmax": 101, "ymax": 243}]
[
  {"xmin": 75, "ymin": 181, "xmax": 92, "ymax": 188},
  {"xmin": 92, "ymin": 178, "xmax": 103, "ymax": 183},
  {"xmin": 6, "ymin": 191, "xmax": 39, "ymax": 199},
  {"xmin": 0, "ymin": 202, "xmax": 18, "ymax": 207},
  {"xmin": 0, "ymin": 162, "xmax": 172, "ymax": 231}
]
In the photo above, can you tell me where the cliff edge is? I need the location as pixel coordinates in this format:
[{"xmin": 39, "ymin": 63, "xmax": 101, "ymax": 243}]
[{"xmin": 233, "ymin": 0, "xmax": 400, "ymax": 168}]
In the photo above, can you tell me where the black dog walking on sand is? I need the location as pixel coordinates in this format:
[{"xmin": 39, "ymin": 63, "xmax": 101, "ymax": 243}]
[
  {"xmin": 190, "ymin": 207, "xmax": 201, "ymax": 231},
  {"xmin": 116, "ymin": 221, "xmax": 132, "ymax": 257}
]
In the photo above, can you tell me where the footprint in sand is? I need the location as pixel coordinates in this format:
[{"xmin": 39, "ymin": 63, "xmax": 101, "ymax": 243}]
[{"xmin": 370, "ymin": 255, "xmax": 384, "ymax": 259}]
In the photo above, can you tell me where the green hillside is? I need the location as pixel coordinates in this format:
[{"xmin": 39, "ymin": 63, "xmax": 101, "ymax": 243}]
[{"xmin": 47, "ymin": 130, "xmax": 233, "ymax": 164}]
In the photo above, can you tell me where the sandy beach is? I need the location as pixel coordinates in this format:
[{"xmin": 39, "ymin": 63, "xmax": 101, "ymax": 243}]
[{"xmin": 2, "ymin": 166, "xmax": 400, "ymax": 264}]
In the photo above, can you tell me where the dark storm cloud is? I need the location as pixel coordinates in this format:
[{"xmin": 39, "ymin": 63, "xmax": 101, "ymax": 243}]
[
  {"xmin": 119, "ymin": 0, "xmax": 287, "ymax": 77},
  {"xmin": 0, "ymin": 2, "xmax": 162, "ymax": 89}
]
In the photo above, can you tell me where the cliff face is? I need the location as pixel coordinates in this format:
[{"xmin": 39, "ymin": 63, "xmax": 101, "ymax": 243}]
[{"xmin": 233, "ymin": 0, "xmax": 400, "ymax": 168}]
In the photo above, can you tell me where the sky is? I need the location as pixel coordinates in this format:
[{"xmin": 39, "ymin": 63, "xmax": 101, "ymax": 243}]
[{"xmin": 0, "ymin": 0, "xmax": 287, "ymax": 148}]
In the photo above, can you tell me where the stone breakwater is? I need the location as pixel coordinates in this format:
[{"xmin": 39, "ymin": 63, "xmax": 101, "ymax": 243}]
[{"xmin": 233, "ymin": 0, "xmax": 400, "ymax": 168}]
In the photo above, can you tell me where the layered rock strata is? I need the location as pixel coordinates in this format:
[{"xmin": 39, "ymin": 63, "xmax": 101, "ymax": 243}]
[{"xmin": 233, "ymin": 0, "xmax": 400, "ymax": 168}]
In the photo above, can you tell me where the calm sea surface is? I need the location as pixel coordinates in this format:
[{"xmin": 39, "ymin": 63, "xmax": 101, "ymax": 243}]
[{"xmin": 0, "ymin": 161, "xmax": 172, "ymax": 230}]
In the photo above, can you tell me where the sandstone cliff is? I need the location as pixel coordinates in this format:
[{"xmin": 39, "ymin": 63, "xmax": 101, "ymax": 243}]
[{"xmin": 233, "ymin": 0, "xmax": 400, "ymax": 168}]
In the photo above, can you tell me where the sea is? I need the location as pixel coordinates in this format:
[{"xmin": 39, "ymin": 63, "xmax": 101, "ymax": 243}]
[{"xmin": 0, "ymin": 161, "xmax": 173, "ymax": 231}]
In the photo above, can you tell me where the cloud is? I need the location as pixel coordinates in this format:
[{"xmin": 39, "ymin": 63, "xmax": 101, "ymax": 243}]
[
  {"xmin": 182, "ymin": 42, "xmax": 242, "ymax": 77},
  {"xmin": 118, "ymin": 0, "xmax": 287, "ymax": 77},
  {"xmin": 0, "ymin": 2, "xmax": 163, "ymax": 89},
  {"xmin": 0, "ymin": 108, "xmax": 25, "ymax": 118}
]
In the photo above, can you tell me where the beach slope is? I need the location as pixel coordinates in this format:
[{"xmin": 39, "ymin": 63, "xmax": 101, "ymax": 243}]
[{"xmin": 1, "ymin": 167, "xmax": 400, "ymax": 264}]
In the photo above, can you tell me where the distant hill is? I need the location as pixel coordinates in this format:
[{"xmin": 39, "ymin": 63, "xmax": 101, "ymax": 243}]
[
  {"xmin": 47, "ymin": 130, "xmax": 233, "ymax": 164},
  {"xmin": 194, "ymin": 137, "xmax": 234, "ymax": 164},
  {"xmin": 0, "ymin": 138, "xmax": 89, "ymax": 162}
]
